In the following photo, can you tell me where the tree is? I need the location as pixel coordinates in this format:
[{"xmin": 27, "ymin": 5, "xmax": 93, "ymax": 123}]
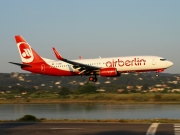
[
  {"xmin": 161, "ymin": 88, "xmax": 168, "ymax": 93},
  {"xmin": 58, "ymin": 87, "xmax": 70, "ymax": 96},
  {"xmin": 77, "ymin": 83, "xmax": 97, "ymax": 94},
  {"xmin": 141, "ymin": 83, "xmax": 149, "ymax": 91}
]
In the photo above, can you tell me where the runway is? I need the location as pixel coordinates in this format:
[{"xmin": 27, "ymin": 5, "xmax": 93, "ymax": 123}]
[{"xmin": 0, "ymin": 122, "xmax": 179, "ymax": 135}]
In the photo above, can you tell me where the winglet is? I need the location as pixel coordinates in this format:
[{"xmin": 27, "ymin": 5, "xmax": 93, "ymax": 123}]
[
  {"xmin": 52, "ymin": 47, "xmax": 63, "ymax": 60},
  {"xmin": 79, "ymin": 56, "xmax": 83, "ymax": 60}
]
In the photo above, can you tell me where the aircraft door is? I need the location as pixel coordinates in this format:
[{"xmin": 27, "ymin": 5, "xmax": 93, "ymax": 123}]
[
  {"xmin": 152, "ymin": 58, "xmax": 156, "ymax": 65},
  {"xmin": 41, "ymin": 64, "xmax": 45, "ymax": 73}
]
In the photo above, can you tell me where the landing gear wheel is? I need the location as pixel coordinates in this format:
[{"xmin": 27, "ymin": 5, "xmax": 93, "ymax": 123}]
[
  {"xmin": 156, "ymin": 73, "xmax": 159, "ymax": 77},
  {"xmin": 89, "ymin": 76, "xmax": 98, "ymax": 82},
  {"xmin": 89, "ymin": 77, "xmax": 94, "ymax": 81}
]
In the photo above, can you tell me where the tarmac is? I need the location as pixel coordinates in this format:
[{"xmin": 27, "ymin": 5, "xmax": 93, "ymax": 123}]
[{"xmin": 0, "ymin": 122, "xmax": 178, "ymax": 135}]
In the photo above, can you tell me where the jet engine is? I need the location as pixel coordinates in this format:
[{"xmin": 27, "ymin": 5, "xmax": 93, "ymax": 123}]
[{"xmin": 99, "ymin": 68, "xmax": 121, "ymax": 77}]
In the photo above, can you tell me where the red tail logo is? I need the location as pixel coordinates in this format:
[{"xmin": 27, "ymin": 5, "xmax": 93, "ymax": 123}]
[
  {"xmin": 17, "ymin": 42, "xmax": 34, "ymax": 63},
  {"xmin": 19, "ymin": 43, "xmax": 32, "ymax": 59},
  {"xmin": 15, "ymin": 35, "xmax": 45, "ymax": 64}
]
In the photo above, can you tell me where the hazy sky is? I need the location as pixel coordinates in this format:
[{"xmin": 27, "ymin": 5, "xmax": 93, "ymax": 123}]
[{"xmin": 1, "ymin": 0, "xmax": 180, "ymax": 73}]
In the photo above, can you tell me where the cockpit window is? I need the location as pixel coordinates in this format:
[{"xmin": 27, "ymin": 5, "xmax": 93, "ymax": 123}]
[{"xmin": 160, "ymin": 59, "xmax": 167, "ymax": 61}]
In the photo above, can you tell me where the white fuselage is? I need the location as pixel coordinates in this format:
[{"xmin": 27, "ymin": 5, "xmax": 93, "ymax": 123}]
[{"xmin": 44, "ymin": 56, "xmax": 173, "ymax": 73}]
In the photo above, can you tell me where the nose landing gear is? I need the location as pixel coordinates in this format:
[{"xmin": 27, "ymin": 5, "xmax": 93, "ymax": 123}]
[{"xmin": 155, "ymin": 69, "xmax": 164, "ymax": 77}]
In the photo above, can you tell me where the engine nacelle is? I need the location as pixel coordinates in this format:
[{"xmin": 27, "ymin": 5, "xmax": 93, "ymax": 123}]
[{"xmin": 100, "ymin": 68, "xmax": 121, "ymax": 77}]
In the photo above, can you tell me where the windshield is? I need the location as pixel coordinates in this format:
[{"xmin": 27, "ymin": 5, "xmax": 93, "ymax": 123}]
[{"xmin": 160, "ymin": 58, "xmax": 167, "ymax": 61}]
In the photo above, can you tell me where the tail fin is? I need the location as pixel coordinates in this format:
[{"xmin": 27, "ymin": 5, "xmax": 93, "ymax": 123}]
[{"xmin": 15, "ymin": 35, "xmax": 45, "ymax": 64}]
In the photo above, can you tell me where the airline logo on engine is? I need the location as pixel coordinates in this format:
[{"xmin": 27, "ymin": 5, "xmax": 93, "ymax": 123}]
[
  {"xmin": 106, "ymin": 58, "xmax": 146, "ymax": 67},
  {"xmin": 17, "ymin": 42, "xmax": 34, "ymax": 63}
]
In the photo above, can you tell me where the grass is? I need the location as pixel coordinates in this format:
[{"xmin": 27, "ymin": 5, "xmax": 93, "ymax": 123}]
[
  {"xmin": 40, "ymin": 118, "xmax": 180, "ymax": 123},
  {"xmin": 1, "ymin": 93, "xmax": 180, "ymax": 104},
  {"xmin": 2, "ymin": 117, "xmax": 180, "ymax": 123}
]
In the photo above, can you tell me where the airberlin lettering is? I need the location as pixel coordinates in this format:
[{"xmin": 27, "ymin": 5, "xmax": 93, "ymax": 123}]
[{"xmin": 106, "ymin": 58, "xmax": 146, "ymax": 67}]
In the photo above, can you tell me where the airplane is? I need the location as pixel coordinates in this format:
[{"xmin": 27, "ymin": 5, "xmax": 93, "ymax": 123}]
[{"xmin": 9, "ymin": 35, "xmax": 173, "ymax": 82}]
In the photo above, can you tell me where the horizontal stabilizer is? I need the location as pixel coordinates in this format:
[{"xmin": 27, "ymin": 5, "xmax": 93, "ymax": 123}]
[{"xmin": 9, "ymin": 62, "xmax": 32, "ymax": 67}]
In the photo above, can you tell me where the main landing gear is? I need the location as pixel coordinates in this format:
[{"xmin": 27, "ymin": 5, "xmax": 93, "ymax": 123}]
[
  {"xmin": 155, "ymin": 69, "xmax": 164, "ymax": 77},
  {"xmin": 89, "ymin": 75, "xmax": 97, "ymax": 82}
]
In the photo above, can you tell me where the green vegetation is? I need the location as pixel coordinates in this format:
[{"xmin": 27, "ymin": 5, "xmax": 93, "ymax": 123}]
[
  {"xmin": 76, "ymin": 82, "xmax": 97, "ymax": 94},
  {"xmin": 4, "ymin": 115, "xmax": 180, "ymax": 123},
  {"xmin": 58, "ymin": 87, "xmax": 71, "ymax": 97},
  {"xmin": 0, "ymin": 73, "xmax": 179, "ymax": 92},
  {"xmin": 0, "ymin": 73, "xmax": 180, "ymax": 103},
  {"xmin": 1, "ymin": 93, "xmax": 180, "ymax": 104},
  {"xmin": 1, "ymin": 80, "xmax": 180, "ymax": 103},
  {"xmin": 17, "ymin": 115, "xmax": 40, "ymax": 122},
  {"xmin": 67, "ymin": 93, "xmax": 180, "ymax": 103},
  {"xmin": 39, "ymin": 118, "xmax": 180, "ymax": 123}
]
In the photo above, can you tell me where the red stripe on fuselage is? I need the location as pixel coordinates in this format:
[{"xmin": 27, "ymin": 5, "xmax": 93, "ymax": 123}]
[
  {"xmin": 22, "ymin": 61, "xmax": 165, "ymax": 76},
  {"xmin": 21, "ymin": 62, "xmax": 79, "ymax": 76},
  {"xmin": 121, "ymin": 68, "xmax": 165, "ymax": 73}
]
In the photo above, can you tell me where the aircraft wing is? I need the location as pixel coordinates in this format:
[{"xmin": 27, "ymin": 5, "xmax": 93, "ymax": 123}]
[{"xmin": 52, "ymin": 47, "xmax": 101, "ymax": 74}]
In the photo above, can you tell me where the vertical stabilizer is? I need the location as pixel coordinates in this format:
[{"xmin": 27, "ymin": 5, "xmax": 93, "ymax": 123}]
[{"xmin": 15, "ymin": 35, "xmax": 45, "ymax": 64}]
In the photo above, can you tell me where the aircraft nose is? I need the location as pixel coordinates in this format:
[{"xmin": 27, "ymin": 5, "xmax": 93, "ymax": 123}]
[{"xmin": 167, "ymin": 61, "xmax": 173, "ymax": 67}]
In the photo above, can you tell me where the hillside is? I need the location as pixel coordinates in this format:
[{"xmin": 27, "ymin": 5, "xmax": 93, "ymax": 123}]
[{"xmin": 0, "ymin": 72, "xmax": 179, "ymax": 92}]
